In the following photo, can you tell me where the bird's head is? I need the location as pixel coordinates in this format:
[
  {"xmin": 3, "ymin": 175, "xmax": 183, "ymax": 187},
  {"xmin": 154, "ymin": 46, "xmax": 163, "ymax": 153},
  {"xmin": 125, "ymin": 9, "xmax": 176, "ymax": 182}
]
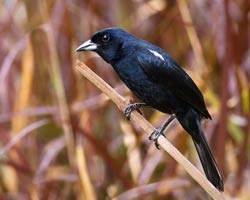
[{"xmin": 75, "ymin": 27, "xmax": 130, "ymax": 63}]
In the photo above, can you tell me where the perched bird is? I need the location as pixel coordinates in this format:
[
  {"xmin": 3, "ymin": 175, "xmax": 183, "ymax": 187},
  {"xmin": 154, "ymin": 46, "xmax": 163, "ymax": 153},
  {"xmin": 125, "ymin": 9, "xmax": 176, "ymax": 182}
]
[{"xmin": 76, "ymin": 27, "xmax": 223, "ymax": 191}]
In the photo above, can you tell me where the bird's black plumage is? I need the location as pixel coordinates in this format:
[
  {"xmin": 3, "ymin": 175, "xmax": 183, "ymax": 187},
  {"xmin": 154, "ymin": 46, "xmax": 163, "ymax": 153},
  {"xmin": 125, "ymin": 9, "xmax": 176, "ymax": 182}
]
[{"xmin": 76, "ymin": 27, "xmax": 223, "ymax": 191}]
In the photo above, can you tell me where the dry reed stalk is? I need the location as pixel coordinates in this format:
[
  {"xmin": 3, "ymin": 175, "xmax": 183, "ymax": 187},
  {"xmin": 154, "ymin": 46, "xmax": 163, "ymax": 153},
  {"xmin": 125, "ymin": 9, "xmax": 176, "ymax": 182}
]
[{"xmin": 75, "ymin": 60, "xmax": 225, "ymax": 200}]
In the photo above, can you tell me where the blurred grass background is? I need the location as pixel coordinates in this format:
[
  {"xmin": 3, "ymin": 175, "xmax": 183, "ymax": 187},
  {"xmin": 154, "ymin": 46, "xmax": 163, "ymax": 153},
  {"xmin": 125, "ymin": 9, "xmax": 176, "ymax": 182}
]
[{"xmin": 0, "ymin": 0, "xmax": 249, "ymax": 199}]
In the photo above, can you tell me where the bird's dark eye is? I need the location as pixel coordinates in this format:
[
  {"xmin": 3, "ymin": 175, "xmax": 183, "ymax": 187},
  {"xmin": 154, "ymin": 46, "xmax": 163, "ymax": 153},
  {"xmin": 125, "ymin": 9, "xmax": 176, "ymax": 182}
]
[{"xmin": 102, "ymin": 34, "xmax": 110, "ymax": 42}]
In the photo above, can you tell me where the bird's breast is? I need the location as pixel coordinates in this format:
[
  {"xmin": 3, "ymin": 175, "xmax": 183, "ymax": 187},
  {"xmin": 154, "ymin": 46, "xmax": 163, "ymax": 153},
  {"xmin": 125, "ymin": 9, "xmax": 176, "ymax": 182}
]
[{"xmin": 112, "ymin": 62, "xmax": 176, "ymax": 114}]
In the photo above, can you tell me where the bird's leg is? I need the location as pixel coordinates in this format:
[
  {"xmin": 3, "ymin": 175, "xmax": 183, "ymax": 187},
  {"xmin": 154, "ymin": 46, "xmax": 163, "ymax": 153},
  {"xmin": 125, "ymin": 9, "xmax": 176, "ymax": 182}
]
[
  {"xmin": 149, "ymin": 114, "xmax": 176, "ymax": 149},
  {"xmin": 124, "ymin": 103, "xmax": 148, "ymax": 120}
]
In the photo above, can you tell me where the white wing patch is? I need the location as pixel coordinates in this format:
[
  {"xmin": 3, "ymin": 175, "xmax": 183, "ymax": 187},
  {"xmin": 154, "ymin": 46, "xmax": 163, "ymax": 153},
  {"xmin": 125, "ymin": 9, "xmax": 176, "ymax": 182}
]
[{"xmin": 148, "ymin": 49, "xmax": 165, "ymax": 61}]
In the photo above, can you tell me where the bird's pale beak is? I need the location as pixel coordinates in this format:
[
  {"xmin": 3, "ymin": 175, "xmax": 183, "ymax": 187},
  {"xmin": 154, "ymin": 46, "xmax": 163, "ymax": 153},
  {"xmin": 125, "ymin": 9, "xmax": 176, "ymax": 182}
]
[{"xmin": 75, "ymin": 40, "xmax": 98, "ymax": 52}]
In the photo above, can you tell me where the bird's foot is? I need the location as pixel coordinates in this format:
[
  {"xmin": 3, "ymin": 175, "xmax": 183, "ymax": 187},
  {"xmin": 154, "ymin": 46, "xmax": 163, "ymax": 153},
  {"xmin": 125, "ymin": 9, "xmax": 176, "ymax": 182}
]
[
  {"xmin": 124, "ymin": 103, "xmax": 145, "ymax": 120},
  {"xmin": 149, "ymin": 128, "xmax": 165, "ymax": 149}
]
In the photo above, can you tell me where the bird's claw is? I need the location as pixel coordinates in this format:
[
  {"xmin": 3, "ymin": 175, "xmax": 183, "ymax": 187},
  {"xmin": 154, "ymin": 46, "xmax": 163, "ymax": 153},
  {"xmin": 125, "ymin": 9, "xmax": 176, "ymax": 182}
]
[
  {"xmin": 149, "ymin": 129, "xmax": 165, "ymax": 150},
  {"xmin": 124, "ymin": 104, "xmax": 143, "ymax": 120},
  {"xmin": 124, "ymin": 106, "xmax": 132, "ymax": 120}
]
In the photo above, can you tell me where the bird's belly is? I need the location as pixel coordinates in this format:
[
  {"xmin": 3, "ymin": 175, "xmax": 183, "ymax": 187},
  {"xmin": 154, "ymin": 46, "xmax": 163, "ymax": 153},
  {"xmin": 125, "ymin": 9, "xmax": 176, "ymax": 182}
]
[
  {"xmin": 114, "ymin": 66, "xmax": 180, "ymax": 114},
  {"xmin": 129, "ymin": 81, "xmax": 175, "ymax": 114}
]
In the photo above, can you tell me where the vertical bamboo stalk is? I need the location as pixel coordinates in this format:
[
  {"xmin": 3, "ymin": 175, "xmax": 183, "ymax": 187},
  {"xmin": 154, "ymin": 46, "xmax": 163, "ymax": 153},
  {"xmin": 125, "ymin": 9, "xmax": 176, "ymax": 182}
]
[
  {"xmin": 45, "ymin": 25, "xmax": 76, "ymax": 167},
  {"xmin": 177, "ymin": 0, "xmax": 207, "ymax": 72},
  {"xmin": 76, "ymin": 135, "xmax": 96, "ymax": 200},
  {"xmin": 216, "ymin": 0, "xmax": 231, "ymax": 173}
]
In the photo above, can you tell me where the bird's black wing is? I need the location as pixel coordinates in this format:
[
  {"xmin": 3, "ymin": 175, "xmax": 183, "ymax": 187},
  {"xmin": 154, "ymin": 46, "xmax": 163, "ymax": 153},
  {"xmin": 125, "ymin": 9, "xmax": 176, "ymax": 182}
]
[{"xmin": 137, "ymin": 49, "xmax": 211, "ymax": 119}]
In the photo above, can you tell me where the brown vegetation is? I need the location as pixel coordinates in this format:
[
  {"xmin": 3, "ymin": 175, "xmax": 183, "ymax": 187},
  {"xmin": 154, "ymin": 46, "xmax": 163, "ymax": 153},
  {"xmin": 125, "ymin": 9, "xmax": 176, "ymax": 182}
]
[{"xmin": 0, "ymin": 0, "xmax": 249, "ymax": 199}]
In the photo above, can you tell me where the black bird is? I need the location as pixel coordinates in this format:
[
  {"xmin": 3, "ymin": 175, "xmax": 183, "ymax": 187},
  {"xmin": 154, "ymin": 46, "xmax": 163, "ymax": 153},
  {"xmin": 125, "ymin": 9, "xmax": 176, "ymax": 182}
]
[{"xmin": 76, "ymin": 27, "xmax": 223, "ymax": 191}]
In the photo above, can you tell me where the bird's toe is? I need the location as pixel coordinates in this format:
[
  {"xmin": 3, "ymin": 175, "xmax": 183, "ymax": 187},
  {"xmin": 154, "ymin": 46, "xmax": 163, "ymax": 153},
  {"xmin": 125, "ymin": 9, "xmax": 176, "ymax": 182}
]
[{"xmin": 149, "ymin": 129, "xmax": 165, "ymax": 150}]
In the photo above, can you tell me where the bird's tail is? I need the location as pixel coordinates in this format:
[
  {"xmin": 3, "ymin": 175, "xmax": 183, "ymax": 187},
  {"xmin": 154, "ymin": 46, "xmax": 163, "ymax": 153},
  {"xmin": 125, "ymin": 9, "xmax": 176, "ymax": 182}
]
[
  {"xmin": 176, "ymin": 111, "xmax": 224, "ymax": 191},
  {"xmin": 191, "ymin": 130, "xmax": 224, "ymax": 191}
]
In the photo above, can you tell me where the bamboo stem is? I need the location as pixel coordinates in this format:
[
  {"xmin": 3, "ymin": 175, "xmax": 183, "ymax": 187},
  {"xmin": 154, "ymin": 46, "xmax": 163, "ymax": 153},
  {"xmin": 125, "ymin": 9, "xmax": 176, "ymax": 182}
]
[{"xmin": 75, "ymin": 60, "xmax": 225, "ymax": 200}]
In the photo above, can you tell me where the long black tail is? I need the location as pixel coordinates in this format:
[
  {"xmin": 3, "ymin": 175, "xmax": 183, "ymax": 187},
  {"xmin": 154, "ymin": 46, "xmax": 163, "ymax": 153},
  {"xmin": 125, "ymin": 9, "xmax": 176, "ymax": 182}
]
[
  {"xmin": 176, "ymin": 111, "xmax": 224, "ymax": 191},
  {"xmin": 192, "ymin": 130, "xmax": 224, "ymax": 191}
]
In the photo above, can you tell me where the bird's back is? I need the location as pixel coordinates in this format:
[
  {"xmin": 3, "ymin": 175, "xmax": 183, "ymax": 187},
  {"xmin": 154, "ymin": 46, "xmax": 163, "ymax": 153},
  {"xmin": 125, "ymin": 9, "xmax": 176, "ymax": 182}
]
[{"xmin": 112, "ymin": 37, "xmax": 211, "ymax": 119}]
